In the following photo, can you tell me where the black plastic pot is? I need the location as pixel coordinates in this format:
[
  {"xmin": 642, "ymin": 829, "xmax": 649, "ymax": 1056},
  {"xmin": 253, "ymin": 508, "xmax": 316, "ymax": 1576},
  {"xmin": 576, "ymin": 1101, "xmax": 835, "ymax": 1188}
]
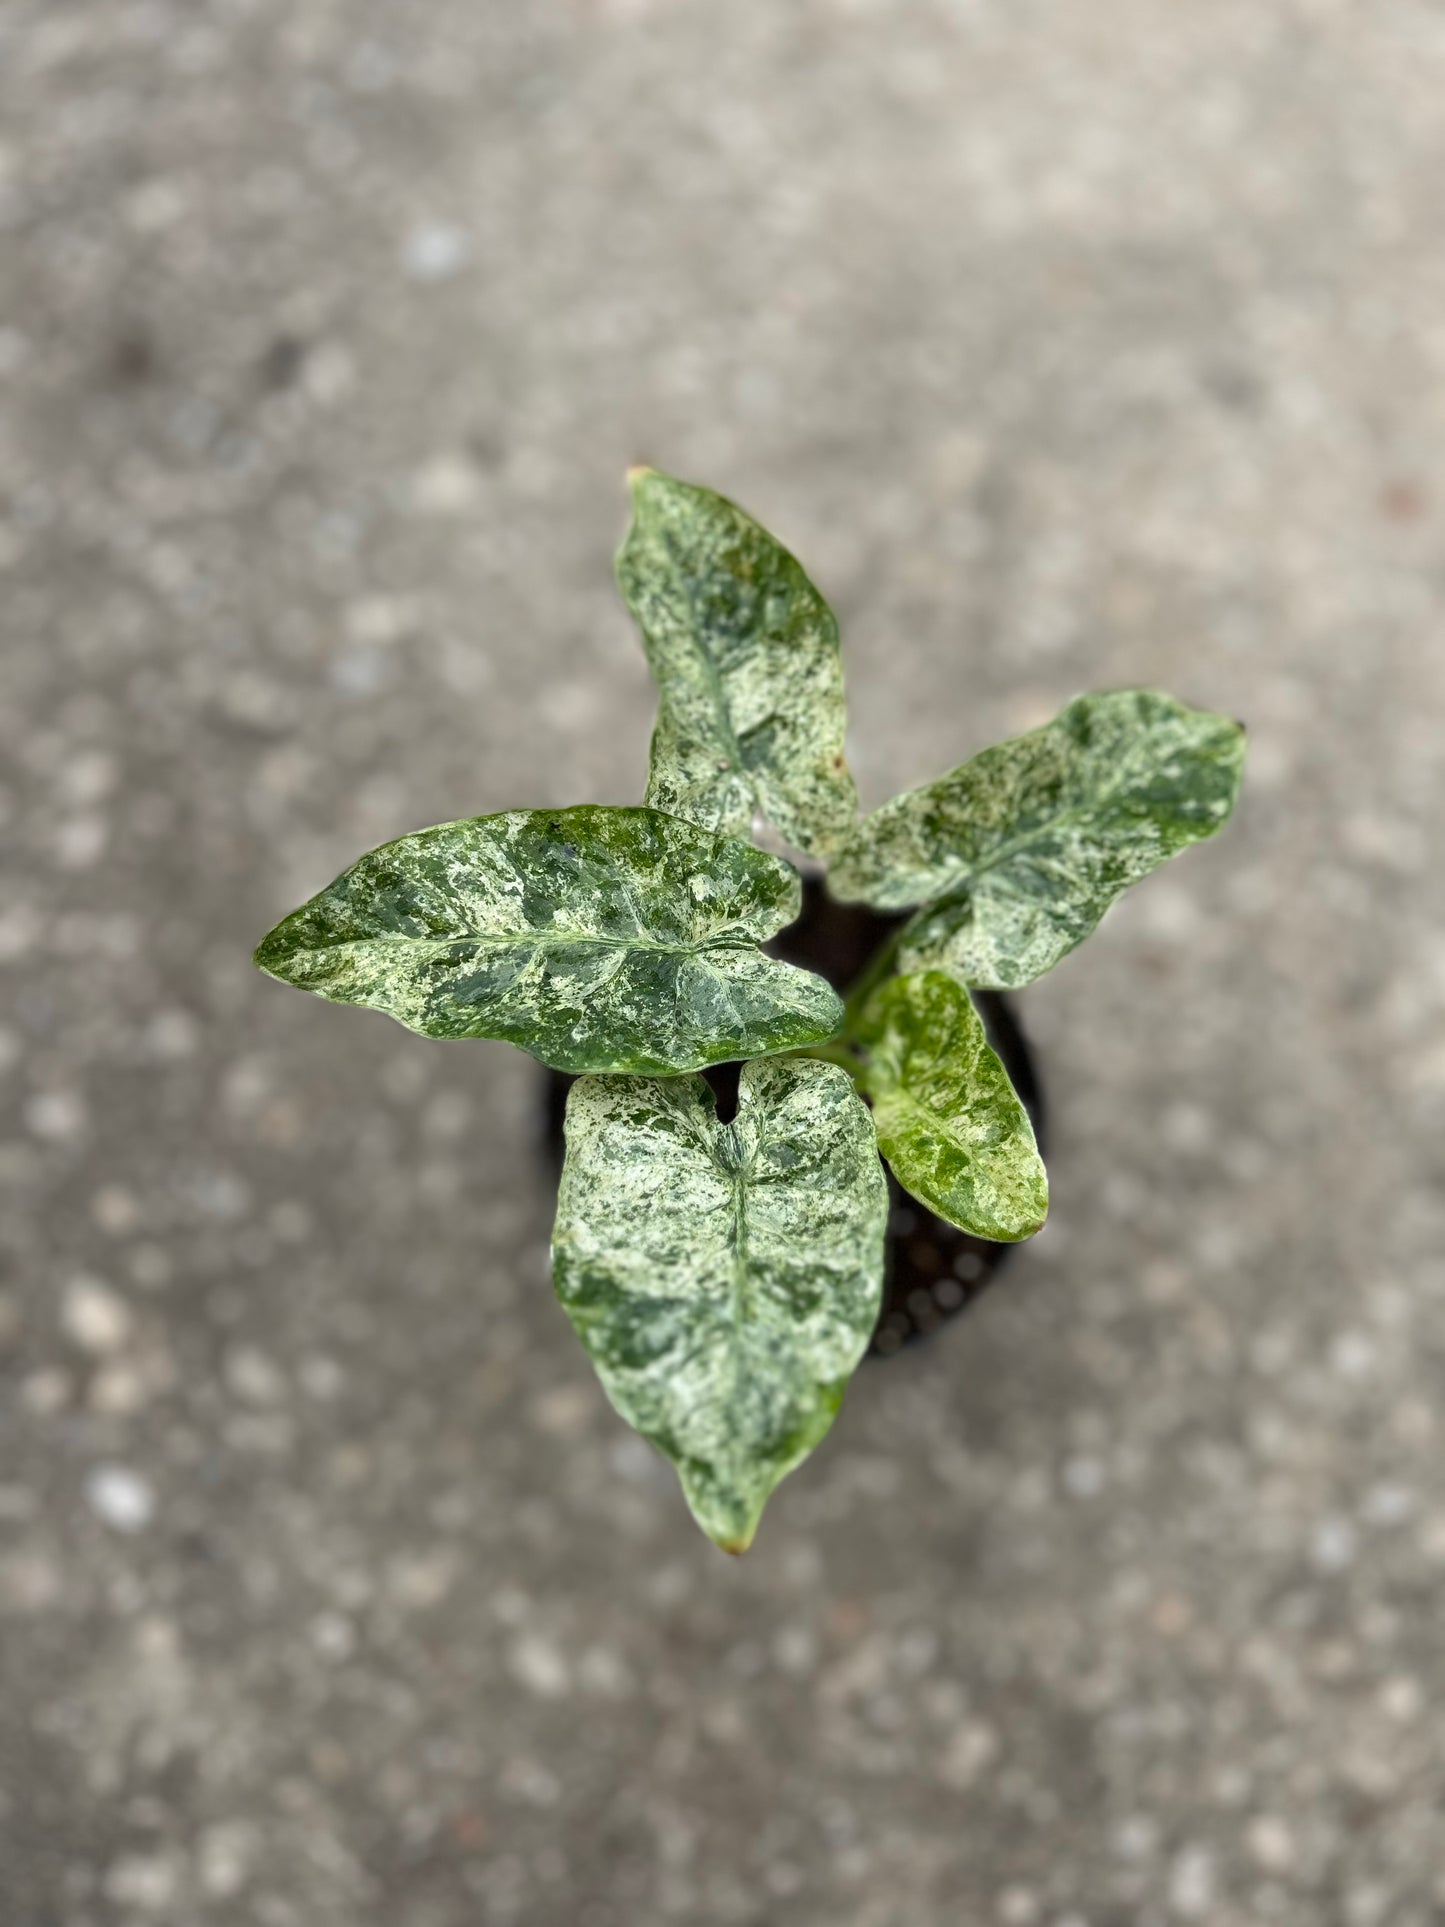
[{"xmin": 542, "ymin": 876, "xmax": 1045, "ymax": 1357}]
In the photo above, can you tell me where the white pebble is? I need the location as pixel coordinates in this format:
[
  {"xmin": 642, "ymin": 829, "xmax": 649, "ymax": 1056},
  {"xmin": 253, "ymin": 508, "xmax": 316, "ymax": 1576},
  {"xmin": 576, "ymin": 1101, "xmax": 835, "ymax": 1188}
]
[
  {"xmin": 940, "ymin": 1719, "xmax": 1000, "ymax": 1790},
  {"xmin": 24, "ymin": 1088, "xmax": 88, "ymax": 1144},
  {"xmin": 998, "ymin": 1886, "xmax": 1040, "ymax": 1924},
  {"xmin": 1330, "ymin": 1331, "xmax": 1377, "ymax": 1381},
  {"xmin": 85, "ymin": 1464, "xmax": 155, "ymax": 1532},
  {"xmin": 402, "ymin": 222, "xmax": 470, "ymax": 281},
  {"xmin": 62, "ymin": 1276, "xmax": 133, "ymax": 1354},
  {"xmin": 1113, "ymin": 1814, "xmax": 1159, "ymax": 1861},
  {"xmin": 1169, "ymin": 1845, "xmax": 1215, "ymax": 1918},
  {"xmin": 1361, "ymin": 1482, "xmax": 1414, "ymax": 1526},
  {"xmin": 411, "ymin": 453, "xmax": 482, "ymax": 515},
  {"xmin": 105, "ymin": 1853, "xmax": 179, "ymax": 1910},
  {"xmin": 1063, "ymin": 1455, "xmax": 1106, "ymax": 1498},
  {"xmin": 387, "ymin": 1550, "xmax": 455, "ymax": 1610},
  {"xmin": 310, "ymin": 1610, "xmax": 356, "ymax": 1659},
  {"xmin": 89, "ymin": 1364, "xmax": 149, "ymax": 1416},
  {"xmin": 90, "ymin": 1184, "xmax": 142, "ymax": 1235},
  {"xmin": 498, "ymin": 1756, "xmax": 562, "ymax": 1807},
  {"xmin": 299, "ymin": 1354, "xmax": 344, "ymax": 1400},
  {"xmin": 56, "ymin": 750, "xmax": 119, "ymax": 806},
  {"xmin": 1246, "ymin": 1815, "xmax": 1296, "ymax": 1874},
  {"xmin": 1379, "ymin": 1675, "xmax": 1423, "ymax": 1722},
  {"xmin": 224, "ymin": 1344, "xmax": 286, "ymax": 1405},
  {"xmin": 1310, "ymin": 1517, "xmax": 1358, "ymax": 1572},
  {"xmin": 576, "ymin": 1644, "xmax": 635, "ymax": 1699},
  {"xmin": 198, "ymin": 1821, "xmax": 255, "ymax": 1899},
  {"xmin": 54, "ymin": 815, "xmax": 109, "ymax": 870},
  {"xmin": 143, "ymin": 1009, "xmax": 200, "ymax": 1060},
  {"xmin": 509, "ymin": 1633, "xmax": 570, "ymax": 1699},
  {"xmin": 0, "ymin": 906, "xmax": 42, "ymax": 962}
]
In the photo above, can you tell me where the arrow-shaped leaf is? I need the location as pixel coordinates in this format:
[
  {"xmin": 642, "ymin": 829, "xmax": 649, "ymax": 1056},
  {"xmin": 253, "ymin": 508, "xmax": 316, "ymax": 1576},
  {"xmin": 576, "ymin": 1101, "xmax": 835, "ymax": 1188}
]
[
  {"xmin": 856, "ymin": 972, "xmax": 1047, "ymax": 1242},
  {"xmin": 617, "ymin": 468, "xmax": 858, "ymax": 855},
  {"xmin": 254, "ymin": 806, "xmax": 843, "ymax": 1074},
  {"xmin": 830, "ymin": 690, "xmax": 1245, "ymax": 988},
  {"xmin": 551, "ymin": 1059, "xmax": 887, "ymax": 1551}
]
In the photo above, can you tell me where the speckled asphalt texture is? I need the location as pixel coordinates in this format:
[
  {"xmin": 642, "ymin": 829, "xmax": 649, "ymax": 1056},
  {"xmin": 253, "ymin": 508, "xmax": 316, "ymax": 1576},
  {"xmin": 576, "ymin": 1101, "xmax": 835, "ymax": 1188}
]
[{"xmin": 2, "ymin": 4, "xmax": 1443, "ymax": 1923}]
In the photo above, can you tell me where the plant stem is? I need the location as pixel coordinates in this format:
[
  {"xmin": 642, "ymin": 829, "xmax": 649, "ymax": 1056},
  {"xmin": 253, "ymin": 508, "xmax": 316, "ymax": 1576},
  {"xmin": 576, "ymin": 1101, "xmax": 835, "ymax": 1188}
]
[{"xmin": 840, "ymin": 919, "xmax": 908, "ymax": 1033}]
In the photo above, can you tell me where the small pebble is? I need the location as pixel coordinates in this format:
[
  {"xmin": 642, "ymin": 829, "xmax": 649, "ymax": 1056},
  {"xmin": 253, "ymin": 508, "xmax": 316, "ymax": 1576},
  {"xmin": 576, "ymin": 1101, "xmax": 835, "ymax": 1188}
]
[
  {"xmin": 402, "ymin": 223, "xmax": 470, "ymax": 281},
  {"xmin": 104, "ymin": 1853, "xmax": 179, "ymax": 1911},
  {"xmin": 61, "ymin": 1275, "xmax": 133, "ymax": 1354},
  {"xmin": 1310, "ymin": 1517, "xmax": 1358, "ymax": 1573},
  {"xmin": 1246, "ymin": 1815, "xmax": 1296, "ymax": 1874},
  {"xmin": 198, "ymin": 1821, "xmax": 255, "ymax": 1900},
  {"xmin": 24, "ymin": 1088, "xmax": 88, "ymax": 1144},
  {"xmin": 1169, "ymin": 1845, "xmax": 1215, "ymax": 1918},
  {"xmin": 90, "ymin": 1183, "xmax": 142, "ymax": 1235},
  {"xmin": 85, "ymin": 1464, "xmax": 156, "ymax": 1532},
  {"xmin": 509, "ymin": 1633, "xmax": 570, "ymax": 1700}
]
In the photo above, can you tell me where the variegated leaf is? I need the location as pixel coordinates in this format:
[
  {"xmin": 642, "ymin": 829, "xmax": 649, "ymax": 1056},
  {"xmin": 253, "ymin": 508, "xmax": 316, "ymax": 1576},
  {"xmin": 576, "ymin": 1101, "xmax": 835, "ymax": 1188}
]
[
  {"xmin": 616, "ymin": 467, "xmax": 858, "ymax": 854},
  {"xmin": 830, "ymin": 690, "xmax": 1245, "ymax": 988},
  {"xmin": 857, "ymin": 972, "xmax": 1047, "ymax": 1242},
  {"xmin": 551, "ymin": 1059, "xmax": 887, "ymax": 1551},
  {"xmin": 254, "ymin": 806, "xmax": 843, "ymax": 1074}
]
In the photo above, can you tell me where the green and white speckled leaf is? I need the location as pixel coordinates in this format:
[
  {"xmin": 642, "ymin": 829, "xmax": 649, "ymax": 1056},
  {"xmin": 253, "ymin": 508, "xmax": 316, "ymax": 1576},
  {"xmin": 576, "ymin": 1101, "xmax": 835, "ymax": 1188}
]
[
  {"xmin": 616, "ymin": 468, "xmax": 858, "ymax": 855},
  {"xmin": 857, "ymin": 972, "xmax": 1047, "ymax": 1242},
  {"xmin": 831, "ymin": 690, "xmax": 1245, "ymax": 989},
  {"xmin": 552, "ymin": 1059, "xmax": 887, "ymax": 1551},
  {"xmin": 253, "ymin": 806, "xmax": 843, "ymax": 1075}
]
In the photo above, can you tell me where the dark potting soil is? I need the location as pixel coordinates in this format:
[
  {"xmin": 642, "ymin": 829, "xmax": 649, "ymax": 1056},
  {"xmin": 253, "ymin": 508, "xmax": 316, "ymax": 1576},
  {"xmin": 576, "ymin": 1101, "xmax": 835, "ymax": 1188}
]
[{"xmin": 541, "ymin": 875, "xmax": 1045, "ymax": 1357}]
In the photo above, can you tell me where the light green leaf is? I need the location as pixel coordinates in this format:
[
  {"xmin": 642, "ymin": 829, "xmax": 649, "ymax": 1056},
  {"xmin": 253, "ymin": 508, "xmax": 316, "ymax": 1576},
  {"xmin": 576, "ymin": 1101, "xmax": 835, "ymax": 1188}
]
[
  {"xmin": 830, "ymin": 690, "xmax": 1245, "ymax": 988},
  {"xmin": 552, "ymin": 1058, "xmax": 887, "ymax": 1551},
  {"xmin": 856, "ymin": 972, "xmax": 1047, "ymax": 1242},
  {"xmin": 616, "ymin": 467, "xmax": 858, "ymax": 855},
  {"xmin": 254, "ymin": 805, "xmax": 843, "ymax": 1074}
]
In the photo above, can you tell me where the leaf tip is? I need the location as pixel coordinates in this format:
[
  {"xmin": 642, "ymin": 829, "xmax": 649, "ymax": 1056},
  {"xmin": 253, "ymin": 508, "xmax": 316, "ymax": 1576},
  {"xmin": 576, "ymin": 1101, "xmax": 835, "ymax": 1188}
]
[
  {"xmin": 626, "ymin": 463, "xmax": 657, "ymax": 488},
  {"xmin": 251, "ymin": 924, "xmax": 287, "ymax": 978},
  {"xmin": 1004, "ymin": 1204, "xmax": 1050, "ymax": 1245}
]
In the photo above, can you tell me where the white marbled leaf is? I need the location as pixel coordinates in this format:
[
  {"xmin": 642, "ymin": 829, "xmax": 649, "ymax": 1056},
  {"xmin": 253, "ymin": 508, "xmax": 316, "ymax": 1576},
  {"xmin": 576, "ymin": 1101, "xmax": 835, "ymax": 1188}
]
[
  {"xmin": 830, "ymin": 690, "xmax": 1245, "ymax": 988},
  {"xmin": 551, "ymin": 1058, "xmax": 887, "ymax": 1551},
  {"xmin": 857, "ymin": 971, "xmax": 1047, "ymax": 1242},
  {"xmin": 254, "ymin": 805, "xmax": 842, "ymax": 1073},
  {"xmin": 616, "ymin": 468, "xmax": 858, "ymax": 855}
]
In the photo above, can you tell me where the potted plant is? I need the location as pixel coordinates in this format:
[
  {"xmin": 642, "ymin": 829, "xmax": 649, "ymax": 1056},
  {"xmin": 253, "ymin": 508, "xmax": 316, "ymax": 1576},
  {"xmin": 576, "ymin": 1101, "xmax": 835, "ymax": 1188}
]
[{"xmin": 255, "ymin": 469, "xmax": 1245, "ymax": 1552}]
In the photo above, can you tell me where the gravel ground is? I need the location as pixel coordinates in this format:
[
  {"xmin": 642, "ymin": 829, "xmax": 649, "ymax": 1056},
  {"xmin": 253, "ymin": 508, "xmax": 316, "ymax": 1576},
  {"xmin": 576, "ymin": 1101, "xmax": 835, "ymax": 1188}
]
[{"xmin": 2, "ymin": 3, "xmax": 1443, "ymax": 1923}]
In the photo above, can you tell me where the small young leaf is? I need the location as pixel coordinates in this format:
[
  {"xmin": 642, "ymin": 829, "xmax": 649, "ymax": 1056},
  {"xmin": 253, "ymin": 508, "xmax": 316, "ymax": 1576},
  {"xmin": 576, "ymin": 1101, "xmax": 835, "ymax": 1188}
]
[
  {"xmin": 856, "ymin": 972, "xmax": 1047, "ymax": 1242},
  {"xmin": 254, "ymin": 806, "xmax": 843, "ymax": 1074},
  {"xmin": 617, "ymin": 468, "xmax": 858, "ymax": 855},
  {"xmin": 552, "ymin": 1059, "xmax": 887, "ymax": 1551},
  {"xmin": 830, "ymin": 690, "xmax": 1245, "ymax": 988}
]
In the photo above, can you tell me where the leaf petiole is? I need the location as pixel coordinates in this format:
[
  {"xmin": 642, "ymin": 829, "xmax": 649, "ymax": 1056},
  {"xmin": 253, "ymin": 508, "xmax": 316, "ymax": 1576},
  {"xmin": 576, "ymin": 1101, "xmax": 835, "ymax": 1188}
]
[
  {"xmin": 839, "ymin": 919, "xmax": 909, "ymax": 1034},
  {"xmin": 789, "ymin": 1036, "xmax": 865, "ymax": 1076}
]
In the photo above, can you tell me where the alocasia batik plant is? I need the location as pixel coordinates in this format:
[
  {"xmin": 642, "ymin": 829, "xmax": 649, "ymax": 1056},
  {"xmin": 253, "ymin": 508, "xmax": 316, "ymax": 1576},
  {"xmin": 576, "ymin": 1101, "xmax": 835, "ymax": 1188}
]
[{"xmin": 256, "ymin": 467, "xmax": 1246, "ymax": 1552}]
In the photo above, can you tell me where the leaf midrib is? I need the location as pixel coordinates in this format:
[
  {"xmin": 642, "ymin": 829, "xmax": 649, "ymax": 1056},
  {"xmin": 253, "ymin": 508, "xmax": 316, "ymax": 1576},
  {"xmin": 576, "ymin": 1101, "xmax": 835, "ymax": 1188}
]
[
  {"xmin": 660, "ymin": 524, "xmax": 750, "ymax": 785},
  {"xmin": 873, "ymin": 1079, "xmax": 977, "ymax": 1156},
  {"xmin": 714, "ymin": 1130, "xmax": 758, "ymax": 1351},
  {"xmin": 300, "ymin": 928, "xmax": 762, "ymax": 958},
  {"xmin": 907, "ymin": 792, "xmax": 1116, "ymax": 906},
  {"xmin": 897, "ymin": 729, "xmax": 1202, "ymax": 905}
]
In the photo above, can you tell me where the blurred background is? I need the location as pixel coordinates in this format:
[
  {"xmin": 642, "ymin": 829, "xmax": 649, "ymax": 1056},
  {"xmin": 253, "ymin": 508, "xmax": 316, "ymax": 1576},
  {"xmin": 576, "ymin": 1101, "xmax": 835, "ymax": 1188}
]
[{"xmin": 2, "ymin": 2, "xmax": 1443, "ymax": 1922}]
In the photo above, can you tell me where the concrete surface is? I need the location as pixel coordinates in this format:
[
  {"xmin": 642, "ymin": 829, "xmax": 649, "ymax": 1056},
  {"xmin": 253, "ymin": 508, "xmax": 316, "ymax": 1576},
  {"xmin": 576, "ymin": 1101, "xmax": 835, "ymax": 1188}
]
[{"xmin": 2, "ymin": 2, "xmax": 1444, "ymax": 1922}]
